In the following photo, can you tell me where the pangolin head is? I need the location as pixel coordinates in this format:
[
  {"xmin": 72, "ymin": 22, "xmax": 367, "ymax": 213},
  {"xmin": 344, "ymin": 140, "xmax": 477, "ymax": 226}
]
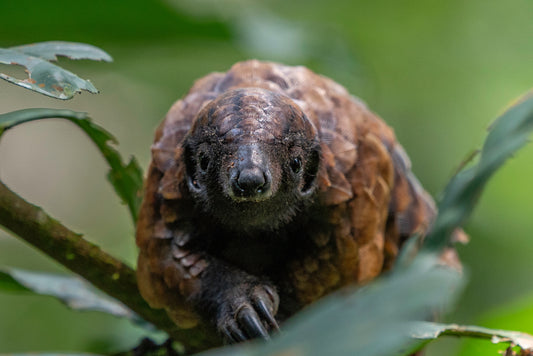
[{"xmin": 183, "ymin": 87, "xmax": 321, "ymax": 231}]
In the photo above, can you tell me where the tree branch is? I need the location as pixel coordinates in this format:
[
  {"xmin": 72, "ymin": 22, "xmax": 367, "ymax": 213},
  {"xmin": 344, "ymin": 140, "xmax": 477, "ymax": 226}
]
[{"xmin": 0, "ymin": 179, "xmax": 220, "ymax": 353}]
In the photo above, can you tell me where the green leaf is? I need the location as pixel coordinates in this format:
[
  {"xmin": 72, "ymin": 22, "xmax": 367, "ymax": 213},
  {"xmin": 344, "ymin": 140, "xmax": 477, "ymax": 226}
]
[
  {"xmin": 10, "ymin": 41, "xmax": 113, "ymax": 62},
  {"xmin": 0, "ymin": 108, "xmax": 88, "ymax": 136},
  {"xmin": 0, "ymin": 268, "xmax": 138, "ymax": 321},
  {"xmin": 0, "ymin": 41, "xmax": 112, "ymax": 100},
  {"xmin": 0, "ymin": 108, "xmax": 143, "ymax": 223},
  {"xmin": 0, "ymin": 270, "xmax": 31, "ymax": 292},
  {"xmin": 72, "ymin": 115, "xmax": 144, "ymax": 222},
  {"xmin": 424, "ymin": 92, "xmax": 533, "ymax": 250},
  {"xmin": 196, "ymin": 253, "xmax": 464, "ymax": 356},
  {"xmin": 411, "ymin": 321, "xmax": 533, "ymax": 353}
]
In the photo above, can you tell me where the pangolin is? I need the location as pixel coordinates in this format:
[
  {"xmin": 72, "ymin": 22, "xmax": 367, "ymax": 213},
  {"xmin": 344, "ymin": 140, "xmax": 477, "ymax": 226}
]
[{"xmin": 135, "ymin": 60, "xmax": 437, "ymax": 342}]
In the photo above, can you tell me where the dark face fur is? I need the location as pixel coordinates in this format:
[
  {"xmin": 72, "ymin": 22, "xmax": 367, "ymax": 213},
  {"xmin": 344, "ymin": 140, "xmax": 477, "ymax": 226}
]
[{"xmin": 183, "ymin": 88, "xmax": 321, "ymax": 231}]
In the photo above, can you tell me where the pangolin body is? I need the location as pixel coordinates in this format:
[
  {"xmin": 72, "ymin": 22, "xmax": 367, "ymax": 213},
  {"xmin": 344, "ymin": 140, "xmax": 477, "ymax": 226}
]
[{"xmin": 136, "ymin": 60, "xmax": 436, "ymax": 341}]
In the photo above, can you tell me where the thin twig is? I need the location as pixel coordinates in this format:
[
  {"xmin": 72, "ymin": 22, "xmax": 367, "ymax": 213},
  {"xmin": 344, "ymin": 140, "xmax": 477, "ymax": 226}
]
[{"xmin": 0, "ymin": 179, "xmax": 220, "ymax": 353}]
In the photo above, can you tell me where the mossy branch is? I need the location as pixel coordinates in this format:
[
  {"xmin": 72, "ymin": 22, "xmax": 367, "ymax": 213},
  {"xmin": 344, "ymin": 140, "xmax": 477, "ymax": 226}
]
[{"xmin": 0, "ymin": 179, "xmax": 220, "ymax": 353}]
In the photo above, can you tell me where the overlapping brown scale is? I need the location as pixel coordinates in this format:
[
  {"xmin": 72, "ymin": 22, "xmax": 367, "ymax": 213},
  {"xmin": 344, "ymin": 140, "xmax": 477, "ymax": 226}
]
[
  {"xmin": 397, "ymin": 189, "xmax": 424, "ymax": 237},
  {"xmin": 388, "ymin": 143, "xmax": 415, "ymax": 220},
  {"xmin": 158, "ymin": 162, "xmax": 185, "ymax": 200},
  {"xmin": 166, "ymin": 306, "xmax": 200, "ymax": 329},
  {"xmin": 216, "ymin": 61, "xmax": 290, "ymax": 94},
  {"xmin": 300, "ymin": 86, "xmax": 331, "ymax": 113},
  {"xmin": 160, "ymin": 200, "xmax": 178, "ymax": 224},
  {"xmin": 320, "ymin": 168, "xmax": 353, "ymax": 205},
  {"xmin": 153, "ymin": 219, "xmax": 174, "ymax": 239},
  {"xmin": 316, "ymin": 132, "xmax": 356, "ymax": 206},
  {"xmin": 151, "ymin": 144, "xmax": 176, "ymax": 174},
  {"xmin": 157, "ymin": 255, "xmax": 200, "ymax": 328},
  {"xmin": 389, "ymin": 143, "xmax": 437, "ymax": 239},
  {"xmin": 290, "ymin": 205, "xmax": 358, "ymax": 304},
  {"xmin": 348, "ymin": 135, "xmax": 393, "ymax": 242},
  {"xmin": 383, "ymin": 221, "xmax": 400, "ymax": 271},
  {"xmin": 316, "ymin": 263, "xmax": 341, "ymax": 291},
  {"xmin": 389, "ymin": 166, "xmax": 412, "ymax": 216},
  {"xmin": 320, "ymin": 129, "xmax": 358, "ymax": 173},
  {"xmin": 138, "ymin": 252, "xmax": 199, "ymax": 328},
  {"xmin": 312, "ymin": 231, "xmax": 330, "ymax": 248},
  {"xmin": 189, "ymin": 72, "xmax": 225, "ymax": 94},
  {"xmin": 145, "ymin": 238, "xmax": 172, "ymax": 273},
  {"xmin": 361, "ymin": 133, "xmax": 395, "ymax": 186},
  {"xmin": 155, "ymin": 237, "xmax": 205, "ymax": 310},
  {"xmin": 356, "ymin": 237, "xmax": 385, "ymax": 283},
  {"xmin": 289, "ymin": 247, "xmax": 342, "ymax": 304},
  {"xmin": 163, "ymin": 261, "xmax": 188, "ymax": 288},
  {"xmin": 343, "ymin": 131, "xmax": 395, "ymax": 282},
  {"xmin": 334, "ymin": 228, "xmax": 360, "ymax": 283},
  {"xmin": 152, "ymin": 114, "xmax": 186, "ymax": 173},
  {"xmin": 135, "ymin": 165, "xmax": 162, "ymax": 249},
  {"xmin": 136, "ymin": 252, "xmax": 166, "ymax": 308},
  {"xmin": 330, "ymin": 100, "xmax": 360, "ymax": 141},
  {"xmin": 319, "ymin": 141, "xmax": 336, "ymax": 169}
]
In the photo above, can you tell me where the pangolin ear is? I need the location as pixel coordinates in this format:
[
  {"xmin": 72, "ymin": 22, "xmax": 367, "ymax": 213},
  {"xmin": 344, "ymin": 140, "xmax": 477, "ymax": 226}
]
[
  {"xmin": 183, "ymin": 140, "xmax": 202, "ymax": 193},
  {"xmin": 183, "ymin": 140, "xmax": 194, "ymax": 174},
  {"xmin": 301, "ymin": 146, "xmax": 321, "ymax": 195}
]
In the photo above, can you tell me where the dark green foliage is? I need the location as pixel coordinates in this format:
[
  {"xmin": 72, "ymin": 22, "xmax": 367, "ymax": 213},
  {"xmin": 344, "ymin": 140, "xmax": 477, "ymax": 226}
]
[{"xmin": 425, "ymin": 94, "xmax": 533, "ymax": 251}]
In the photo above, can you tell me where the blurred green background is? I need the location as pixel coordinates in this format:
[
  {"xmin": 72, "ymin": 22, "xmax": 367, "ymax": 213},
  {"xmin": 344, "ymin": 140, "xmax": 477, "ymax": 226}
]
[{"xmin": 0, "ymin": 0, "xmax": 532, "ymax": 354}]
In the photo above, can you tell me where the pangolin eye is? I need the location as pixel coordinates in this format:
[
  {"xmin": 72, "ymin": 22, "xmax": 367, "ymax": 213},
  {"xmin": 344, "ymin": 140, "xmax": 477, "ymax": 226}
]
[
  {"xmin": 199, "ymin": 153, "xmax": 210, "ymax": 172},
  {"xmin": 290, "ymin": 157, "xmax": 302, "ymax": 174}
]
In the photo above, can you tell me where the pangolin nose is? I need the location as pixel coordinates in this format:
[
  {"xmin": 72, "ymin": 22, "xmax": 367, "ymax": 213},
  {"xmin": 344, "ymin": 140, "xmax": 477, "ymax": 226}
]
[{"xmin": 232, "ymin": 167, "xmax": 270, "ymax": 197}]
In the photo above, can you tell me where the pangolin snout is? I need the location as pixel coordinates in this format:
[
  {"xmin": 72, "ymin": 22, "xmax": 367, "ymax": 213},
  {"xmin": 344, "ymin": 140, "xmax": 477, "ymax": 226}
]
[
  {"xmin": 229, "ymin": 144, "xmax": 272, "ymax": 201},
  {"xmin": 231, "ymin": 167, "xmax": 271, "ymax": 198}
]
